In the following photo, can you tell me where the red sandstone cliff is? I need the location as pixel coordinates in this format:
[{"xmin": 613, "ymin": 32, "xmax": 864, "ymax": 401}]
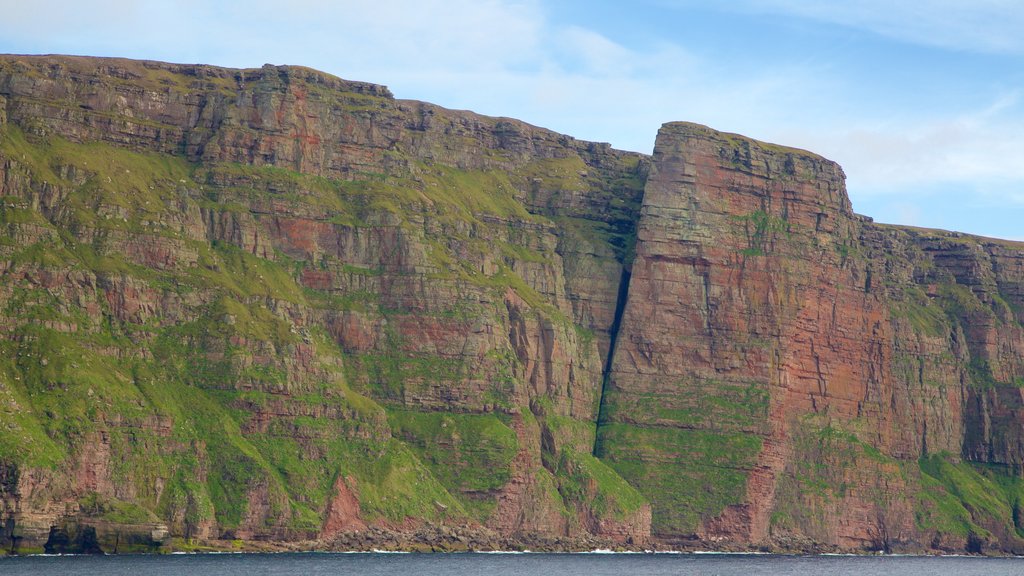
[
  {"xmin": 0, "ymin": 55, "xmax": 1022, "ymax": 554},
  {"xmin": 0, "ymin": 55, "xmax": 649, "ymax": 553},
  {"xmin": 598, "ymin": 122, "xmax": 1024, "ymax": 553}
]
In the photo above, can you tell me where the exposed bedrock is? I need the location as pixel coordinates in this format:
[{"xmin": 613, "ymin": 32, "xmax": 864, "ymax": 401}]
[{"xmin": 0, "ymin": 55, "xmax": 1022, "ymax": 554}]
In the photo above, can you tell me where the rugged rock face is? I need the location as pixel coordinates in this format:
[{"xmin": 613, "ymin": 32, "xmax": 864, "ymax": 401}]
[
  {"xmin": 0, "ymin": 55, "xmax": 1022, "ymax": 554},
  {"xmin": 598, "ymin": 122, "xmax": 1024, "ymax": 553},
  {"xmin": 0, "ymin": 55, "xmax": 649, "ymax": 553}
]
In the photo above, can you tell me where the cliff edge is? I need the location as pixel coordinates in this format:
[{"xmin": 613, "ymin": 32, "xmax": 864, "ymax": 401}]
[{"xmin": 0, "ymin": 55, "xmax": 1022, "ymax": 554}]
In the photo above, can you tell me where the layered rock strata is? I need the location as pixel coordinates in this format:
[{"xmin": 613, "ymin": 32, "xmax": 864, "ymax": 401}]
[
  {"xmin": 0, "ymin": 55, "xmax": 649, "ymax": 553},
  {"xmin": 598, "ymin": 122, "xmax": 1024, "ymax": 553},
  {"xmin": 0, "ymin": 55, "xmax": 1022, "ymax": 554}
]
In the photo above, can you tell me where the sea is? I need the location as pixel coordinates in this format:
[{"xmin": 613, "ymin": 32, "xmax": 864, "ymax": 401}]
[{"xmin": 2, "ymin": 552, "xmax": 1024, "ymax": 576}]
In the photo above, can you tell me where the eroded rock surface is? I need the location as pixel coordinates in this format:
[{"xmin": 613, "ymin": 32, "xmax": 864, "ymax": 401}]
[
  {"xmin": 599, "ymin": 122, "xmax": 1024, "ymax": 553},
  {"xmin": 0, "ymin": 55, "xmax": 1022, "ymax": 555}
]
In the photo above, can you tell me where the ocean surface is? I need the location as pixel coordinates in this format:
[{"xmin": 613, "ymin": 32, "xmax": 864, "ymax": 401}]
[{"xmin": 2, "ymin": 552, "xmax": 1024, "ymax": 576}]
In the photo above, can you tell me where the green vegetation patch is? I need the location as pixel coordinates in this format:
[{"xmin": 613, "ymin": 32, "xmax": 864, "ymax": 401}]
[
  {"xmin": 0, "ymin": 125, "xmax": 195, "ymax": 230},
  {"xmin": 347, "ymin": 351, "xmax": 468, "ymax": 404},
  {"xmin": 783, "ymin": 421, "xmax": 891, "ymax": 502},
  {"xmin": 388, "ymin": 409, "xmax": 518, "ymax": 520},
  {"xmin": 190, "ymin": 241, "xmax": 307, "ymax": 305},
  {"xmin": 939, "ymin": 283, "xmax": 991, "ymax": 320},
  {"xmin": 516, "ymin": 156, "xmax": 588, "ymax": 194},
  {"xmin": 596, "ymin": 422, "xmax": 762, "ymax": 535},
  {"xmin": 419, "ymin": 164, "xmax": 535, "ymax": 221},
  {"xmin": 601, "ymin": 378, "xmax": 770, "ymax": 433},
  {"xmin": 333, "ymin": 438, "xmax": 465, "ymax": 523},
  {"xmin": 735, "ymin": 210, "xmax": 790, "ymax": 257},
  {"xmin": 538, "ymin": 411, "xmax": 598, "ymax": 456},
  {"xmin": 552, "ymin": 448, "xmax": 647, "ymax": 521},
  {"xmin": 1, "ymin": 325, "xmax": 151, "ymax": 442},
  {"xmin": 891, "ymin": 286, "xmax": 949, "ymax": 338},
  {"xmin": 766, "ymin": 418, "xmax": 909, "ymax": 544},
  {"xmin": 916, "ymin": 454, "xmax": 1024, "ymax": 542},
  {"xmin": 79, "ymin": 493, "xmax": 160, "ymax": 524},
  {"xmin": 0, "ymin": 370, "xmax": 66, "ymax": 468}
]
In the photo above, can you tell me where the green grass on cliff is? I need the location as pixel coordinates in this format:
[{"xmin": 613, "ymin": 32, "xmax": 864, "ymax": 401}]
[
  {"xmin": 343, "ymin": 313, "xmax": 521, "ymax": 411},
  {"xmin": 597, "ymin": 423, "xmax": 762, "ymax": 534},
  {"xmin": 891, "ymin": 286, "xmax": 950, "ymax": 338},
  {"xmin": 346, "ymin": 350, "xmax": 469, "ymax": 405},
  {"xmin": 198, "ymin": 156, "xmax": 537, "ymax": 229},
  {"xmin": 192, "ymin": 241, "xmax": 308, "ymax": 305},
  {"xmin": 154, "ymin": 380, "xmax": 286, "ymax": 531},
  {"xmin": 2, "ymin": 325, "xmax": 152, "ymax": 439},
  {"xmin": 332, "ymin": 438, "xmax": 465, "ymax": 523},
  {"xmin": 769, "ymin": 418, "xmax": 905, "ymax": 542},
  {"xmin": 79, "ymin": 493, "xmax": 160, "ymax": 525},
  {"xmin": 0, "ymin": 126, "xmax": 196, "ymax": 232},
  {"xmin": 0, "ymin": 363, "xmax": 65, "ymax": 467},
  {"xmin": 735, "ymin": 210, "xmax": 790, "ymax": 257},
  {"xmin": 595, "ymin": 376, "xmax": 770, "ymax": 534},
  {"xmin": 419, "ymin": 164, "xmax": 535, "ymax": 221},
  {"xmin": 515, "ymin": 157, "xmax": 588, "ymax": 195},
  {"xmin": 536, "ymin": 408, "xmax": 598, "ymax": 456},
  {"xmin": 552, "ymin": 216, "xmax": 622, "ymax": 261},
  {"xmin": 388, "ymin": 410, "xmax": 518, "ymax": 520},
  {"xmin": 916, "ymin": 454, "xmax": 1024, "ymax": 543},
  {"xmin": 0, "ymin": 200, "xmax": 48, "ymax": 226},
  {"xmin": 939, "ymin": 283, "xmax": 992, "ymax": 320},
  {"xmin": 148, "ymin": 326, "xmax": 466, "ymax": 532},
  {"xmin": 0, "ymin": 325, "xmax": 235, "ymax": 532},
  {"xmin": 600, "ymin": 379, "xmax": 770, "ymax": 432},
  {"xmin": 552, "ymin": 447, "xmax": 648, "ymax": 521}
]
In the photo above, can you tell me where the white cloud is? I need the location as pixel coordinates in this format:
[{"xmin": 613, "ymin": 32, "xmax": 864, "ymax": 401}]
[
  {"xmin": 774, "ymin": 92, "xmax": 1024, "ymax": 198},
  {"xmin": 685, "ymin": 0, "xmax": 1024, "ymax": 54},
  {"xmin": 0, "ymin": 0, "xmax": 547, "ymax": 74}
]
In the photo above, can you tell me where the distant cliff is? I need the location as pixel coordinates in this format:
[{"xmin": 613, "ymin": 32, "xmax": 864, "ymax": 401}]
[{"xmin": 0, "ymin": 55, "xmax": 1022, "ymax": 555}]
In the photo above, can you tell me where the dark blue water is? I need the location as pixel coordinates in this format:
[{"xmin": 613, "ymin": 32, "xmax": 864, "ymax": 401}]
[{"xmin": 2, "ymin": 552, "xmax": 1024, "ymax": 576}]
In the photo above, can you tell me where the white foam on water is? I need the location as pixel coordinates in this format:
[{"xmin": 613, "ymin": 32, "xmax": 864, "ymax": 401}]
[
  {"xmin": 692, "ymin": 550, "xmax": 771, "ymax": 555},
  {"xmin": 474, "ymin": 550, "xmax": 529, "ymax": 554},
  {"xmin": 370, "ymin": 549, "xmax": 411, "ymax": 554}
]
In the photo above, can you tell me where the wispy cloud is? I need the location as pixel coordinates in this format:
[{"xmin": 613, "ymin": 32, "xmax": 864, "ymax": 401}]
[
  {"xmin": 777, "ymin": 91, "xmax": 1024, "ymax": 196},
  {"xmin": 686, "ymin": 0, "xmax": 1024, "ymax": 54},
  {"xmin": 0, "ymin": 0, "xmax": 548, "ymax": 73}
]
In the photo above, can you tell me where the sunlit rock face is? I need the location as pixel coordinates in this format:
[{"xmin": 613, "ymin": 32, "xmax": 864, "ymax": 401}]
[{"xmin": 0, "ymin": 55, "xmax": 1023, "ymax": 555}]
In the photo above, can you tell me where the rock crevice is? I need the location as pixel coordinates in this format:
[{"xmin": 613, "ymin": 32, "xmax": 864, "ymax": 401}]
[{"xmin": 0, "ymin": 55, "xmax": 1022, "ymax": 555}]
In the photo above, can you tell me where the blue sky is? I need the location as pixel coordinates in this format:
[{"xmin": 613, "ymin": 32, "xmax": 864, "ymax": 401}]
[{"xmin": 1, "ymin": 1, "xmax": 1022, "ymax": 240}]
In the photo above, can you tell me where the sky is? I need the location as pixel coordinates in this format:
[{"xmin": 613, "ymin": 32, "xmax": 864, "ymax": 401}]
[{"xmin": 0, "ymin": 1, "xmax": 1022, "ymax": 240}]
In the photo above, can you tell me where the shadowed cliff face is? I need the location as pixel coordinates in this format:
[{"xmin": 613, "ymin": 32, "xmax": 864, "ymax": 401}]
[{"xmin": 0, "ymin": 55, "xmax": 1023, "ymax": 555}]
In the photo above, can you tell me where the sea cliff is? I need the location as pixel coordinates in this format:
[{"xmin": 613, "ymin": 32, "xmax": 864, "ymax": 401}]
[{"xmin": 0, "ymin": 55, "xmax": 1022, "ymax": 554}]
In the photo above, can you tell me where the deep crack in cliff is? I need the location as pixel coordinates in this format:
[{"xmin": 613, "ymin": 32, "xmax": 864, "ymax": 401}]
[{"xmin": 0, "ymin": 55, "xmax": 1023, "ymax": 555}]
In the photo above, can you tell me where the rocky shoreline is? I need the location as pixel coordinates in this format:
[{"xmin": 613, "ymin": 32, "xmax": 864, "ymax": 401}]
[{"xmin": 13, "ymin": 523, "xmax": 1006, "ymax": 557}]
